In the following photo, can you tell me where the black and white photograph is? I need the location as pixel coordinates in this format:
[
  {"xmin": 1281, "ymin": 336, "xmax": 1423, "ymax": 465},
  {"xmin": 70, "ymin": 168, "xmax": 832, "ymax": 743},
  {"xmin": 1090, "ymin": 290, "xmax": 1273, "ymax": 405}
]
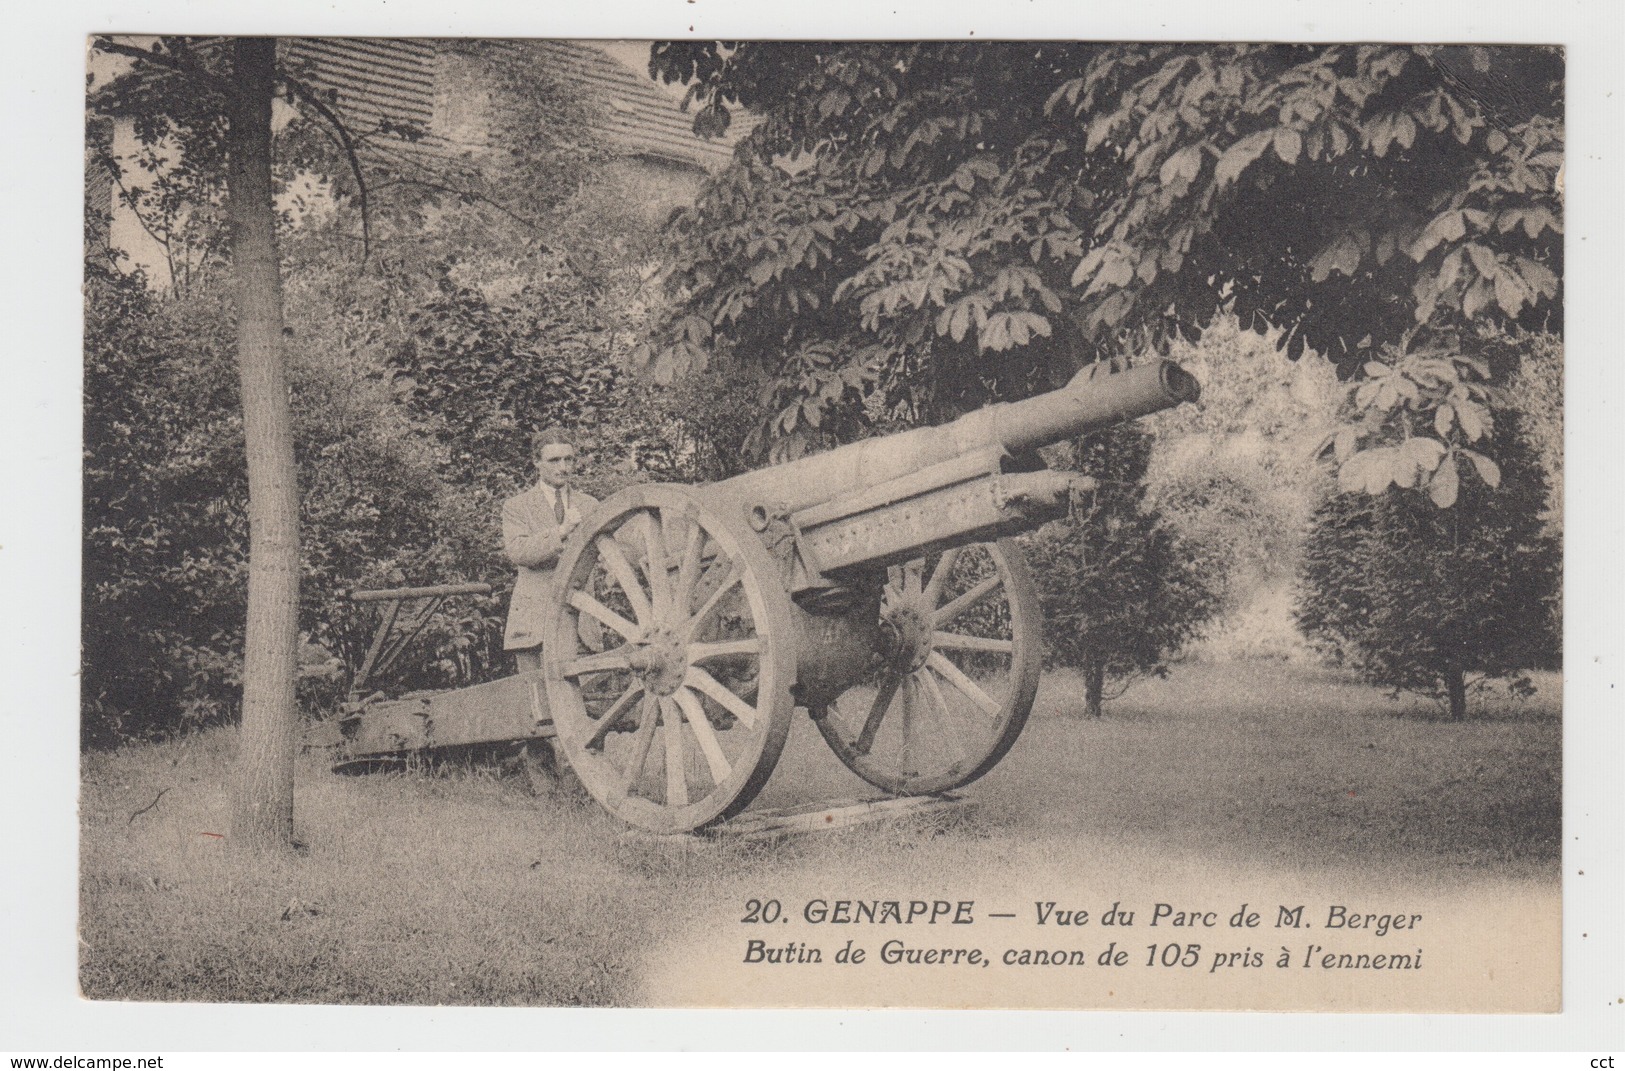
[{"xmin": 9, "ymin": 4, "xmax": 1618, "ymax": 1045}]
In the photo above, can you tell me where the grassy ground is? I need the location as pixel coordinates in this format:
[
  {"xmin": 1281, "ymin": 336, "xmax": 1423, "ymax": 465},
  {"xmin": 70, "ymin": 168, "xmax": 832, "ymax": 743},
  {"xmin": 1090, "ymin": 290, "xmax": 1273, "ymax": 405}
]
[{"xmin": 79, "ymin": 661, "xmax": 1560, "ymax": 1006}]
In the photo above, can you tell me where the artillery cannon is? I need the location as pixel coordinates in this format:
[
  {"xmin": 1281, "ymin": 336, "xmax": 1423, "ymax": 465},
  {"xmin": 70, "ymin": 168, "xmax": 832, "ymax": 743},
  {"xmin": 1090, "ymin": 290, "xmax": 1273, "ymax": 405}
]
[{"xmin": 332, "ymin": 358, "xmax": 1199, "ymax": 834}]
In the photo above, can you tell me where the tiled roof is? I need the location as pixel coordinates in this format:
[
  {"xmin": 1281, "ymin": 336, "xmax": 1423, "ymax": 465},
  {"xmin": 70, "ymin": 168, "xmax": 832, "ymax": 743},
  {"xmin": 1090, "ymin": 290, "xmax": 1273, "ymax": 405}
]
[
  {"xmin": 85, "ymin": 118, "xmax": 115, "ymax": 252},
  {"xmin": 528, "ymin": 41, "xmax": 750, "ymax": 171},
  {"xmin": 282, "ymin": 38, "xmax": 747, "ymax": 174},
  {"xmin": 284, "ymin": 38, "xmax": 438, "ymax": 134}
]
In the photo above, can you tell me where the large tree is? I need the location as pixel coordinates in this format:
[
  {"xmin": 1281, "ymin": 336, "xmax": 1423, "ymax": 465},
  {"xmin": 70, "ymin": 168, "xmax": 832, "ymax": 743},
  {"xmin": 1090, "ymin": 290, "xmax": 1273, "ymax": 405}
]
[
  {"xmin": 223, "ymin": 39, "xmax": 300, "ymax": 849},
  {"xmin": 92, "ymin": 36, "xmax": 303, "ymax": 849},
  {"xmin": 640, "ymin": 43, "xmax": 1561, "ymax": 491}
]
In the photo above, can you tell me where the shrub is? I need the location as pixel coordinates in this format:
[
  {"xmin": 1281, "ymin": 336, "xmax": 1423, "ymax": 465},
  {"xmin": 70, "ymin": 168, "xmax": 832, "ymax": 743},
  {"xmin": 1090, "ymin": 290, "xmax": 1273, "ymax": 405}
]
[
  {"xmin": 384, "ymin": 277, "xmax": 704, "ymax": 500},
  {"xmin": 83, "ymin": 269, "xmax": 247, "ymax": 743},
  {"xmin": 1142, "ymin": 314, "xmax": 1344, "ymax": 647}
]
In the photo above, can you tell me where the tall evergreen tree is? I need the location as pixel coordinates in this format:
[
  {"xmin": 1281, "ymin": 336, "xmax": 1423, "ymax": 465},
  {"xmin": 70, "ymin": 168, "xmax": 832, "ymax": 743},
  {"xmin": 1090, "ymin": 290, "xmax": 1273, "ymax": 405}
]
[
  {"xmin": 1024, "ymin": 422, "xmax": 1222, "ymax": 717},
  {"xmin": 1296, "ymin": 411, "xmax": 1558, "ymax": 719}
]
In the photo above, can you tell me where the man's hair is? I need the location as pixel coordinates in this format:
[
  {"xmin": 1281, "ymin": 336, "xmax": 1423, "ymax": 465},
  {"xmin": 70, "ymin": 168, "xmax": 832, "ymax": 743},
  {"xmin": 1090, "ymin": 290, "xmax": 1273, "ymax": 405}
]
[{"xmin": 531, "ymin": 427, "xmax": 574, "ymax": 456}]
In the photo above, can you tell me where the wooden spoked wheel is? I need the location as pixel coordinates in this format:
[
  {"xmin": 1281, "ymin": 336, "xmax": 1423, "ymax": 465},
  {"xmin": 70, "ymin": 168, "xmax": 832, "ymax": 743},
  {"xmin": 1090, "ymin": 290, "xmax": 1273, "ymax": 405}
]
[
  {"xmin": 544, "ymin": 486, "xmax": 797, "ymax": 834},
  {"xmin": 812, "ymin": 539, "xmax": 1042, "ymax": 796}
]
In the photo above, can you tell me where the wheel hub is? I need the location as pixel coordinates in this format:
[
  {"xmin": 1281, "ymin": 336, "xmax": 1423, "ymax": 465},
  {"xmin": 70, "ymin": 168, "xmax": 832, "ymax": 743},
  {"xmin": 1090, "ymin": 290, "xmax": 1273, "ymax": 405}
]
[
  {"xmin": 881, "ymin": 600, "xmax": 933, "ymax": 672},
  {"xmin": 626, "ymin": 628, "xmax": 687, "ymax": 697}
]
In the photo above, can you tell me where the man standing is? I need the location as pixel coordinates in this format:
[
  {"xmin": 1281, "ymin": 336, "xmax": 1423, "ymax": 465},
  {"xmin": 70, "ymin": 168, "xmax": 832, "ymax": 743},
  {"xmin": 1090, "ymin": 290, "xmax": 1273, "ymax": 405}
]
[{"xmin": 503, "ymin": 429, "xmax": 598, "ymax": 672}]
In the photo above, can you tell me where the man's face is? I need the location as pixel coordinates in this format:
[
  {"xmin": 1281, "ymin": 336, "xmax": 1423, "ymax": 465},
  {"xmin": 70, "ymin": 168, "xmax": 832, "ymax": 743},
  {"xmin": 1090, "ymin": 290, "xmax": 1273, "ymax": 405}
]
[{"xmin": 536, "ymin": 443, "xmax": 576, "ymax": 489}]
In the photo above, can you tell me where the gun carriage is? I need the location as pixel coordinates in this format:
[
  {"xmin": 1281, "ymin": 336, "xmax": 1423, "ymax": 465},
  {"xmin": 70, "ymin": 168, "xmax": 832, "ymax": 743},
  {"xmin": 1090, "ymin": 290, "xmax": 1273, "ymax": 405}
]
[{"xmin": 332, "ymin": 359, "xmax": 1200, "ymax": 834}]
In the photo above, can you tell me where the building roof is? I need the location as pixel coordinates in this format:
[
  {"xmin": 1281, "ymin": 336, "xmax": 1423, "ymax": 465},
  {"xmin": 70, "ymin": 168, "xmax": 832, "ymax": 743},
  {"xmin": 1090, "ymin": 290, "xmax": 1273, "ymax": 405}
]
[
  {"xmin": 529, "ymin": 41, "xmax": 750, "ymax": 172},
  {"xmin": 281, "ymin": 38, "xmax": 748, "ymax": 174},
  {"xmin": 284, "ymin": 38, "xmax": 438, "ymax": 136}
]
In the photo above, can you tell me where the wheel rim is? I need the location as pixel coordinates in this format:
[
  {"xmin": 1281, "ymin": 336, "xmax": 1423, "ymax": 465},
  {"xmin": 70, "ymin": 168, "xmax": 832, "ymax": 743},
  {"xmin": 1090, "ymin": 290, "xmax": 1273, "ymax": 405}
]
[
  {"xmin": 813, "ymin": 539, "xmax": 1041, "ymax": 795},
  {"xmin": 545, "ymin": 486, "xmax": 796, "ymax": 833}
]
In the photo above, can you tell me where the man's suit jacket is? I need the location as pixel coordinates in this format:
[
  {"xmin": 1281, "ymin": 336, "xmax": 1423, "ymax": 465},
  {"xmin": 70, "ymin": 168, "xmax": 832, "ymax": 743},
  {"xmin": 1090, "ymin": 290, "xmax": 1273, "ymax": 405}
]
[{"xmin": 501, "ymin": 484, "xmax": 599, "ymax": 651}]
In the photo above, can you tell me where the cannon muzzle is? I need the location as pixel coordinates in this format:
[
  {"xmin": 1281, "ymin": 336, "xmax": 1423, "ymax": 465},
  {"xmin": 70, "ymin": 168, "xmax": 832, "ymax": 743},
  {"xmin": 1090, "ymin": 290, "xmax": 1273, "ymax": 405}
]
[{"xmin": 983, "ymin": 358, "xmax": 1200, "ymax": 457}]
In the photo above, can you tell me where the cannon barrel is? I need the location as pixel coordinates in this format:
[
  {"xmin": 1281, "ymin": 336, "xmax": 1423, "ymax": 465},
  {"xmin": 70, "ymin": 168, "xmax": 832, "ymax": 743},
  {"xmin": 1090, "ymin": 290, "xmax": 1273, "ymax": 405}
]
[{"xmin": 710, "ymin": 358, "xmax": 1199, "ymax": 517}]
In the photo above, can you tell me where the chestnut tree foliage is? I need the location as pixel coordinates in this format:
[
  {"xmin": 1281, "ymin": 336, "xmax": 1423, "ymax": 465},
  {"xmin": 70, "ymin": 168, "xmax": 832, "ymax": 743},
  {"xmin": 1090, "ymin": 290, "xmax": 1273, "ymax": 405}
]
[{"xmin": 640, "ymin": 42, "xmax": 1562, "ymax": 495}]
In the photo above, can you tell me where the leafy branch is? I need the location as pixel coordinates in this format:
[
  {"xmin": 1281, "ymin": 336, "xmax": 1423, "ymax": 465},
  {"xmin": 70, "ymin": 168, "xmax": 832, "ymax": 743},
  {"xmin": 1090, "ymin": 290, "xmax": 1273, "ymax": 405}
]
[
  {"xmin": 1314, "ymin": 340, "xmax": 1508, "ymax": 507},
  {"xmin": 279, "ymin": 76, "xmax": 372, "ymax": 269},
  {"xmin": 92, "ymin": 37, "xmax": 239, "ymax": 102}
]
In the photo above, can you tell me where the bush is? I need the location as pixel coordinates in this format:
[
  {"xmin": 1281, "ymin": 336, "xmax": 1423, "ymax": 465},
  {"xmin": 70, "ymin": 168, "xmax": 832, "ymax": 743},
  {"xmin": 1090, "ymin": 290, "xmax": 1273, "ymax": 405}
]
[
  {"xmin": 81, "ymin": 269, "xmax": 505, "ymax": 744},
  {"xmin": 384, "ymin": 277, "xmax": 705, "ymax": 500},
  {"xmin": 83, "ymin": 269, "xmax": 247, "ymax": 743},
  {"xmin": 1143, "ymin": 314, "xmax": 1344, "ymax": 653},
  {"xmin": 1496, "ymin": 330, "xmax": 1563, "ymax": 537}
]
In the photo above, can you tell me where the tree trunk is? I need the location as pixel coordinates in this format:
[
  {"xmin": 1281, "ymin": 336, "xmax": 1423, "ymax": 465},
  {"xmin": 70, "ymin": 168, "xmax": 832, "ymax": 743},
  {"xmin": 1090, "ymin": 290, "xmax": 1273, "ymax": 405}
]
[
  {"xmin": 1084, "ymin": 654, "xmax": 1105, "ymax": 719},
  {"xmin": 226, "ymin": 37, "xmax": 300, "ymax": 851},
  {"xmin": 1445, "ymin": 663, "xmax": 1468, "ymax": 721}
]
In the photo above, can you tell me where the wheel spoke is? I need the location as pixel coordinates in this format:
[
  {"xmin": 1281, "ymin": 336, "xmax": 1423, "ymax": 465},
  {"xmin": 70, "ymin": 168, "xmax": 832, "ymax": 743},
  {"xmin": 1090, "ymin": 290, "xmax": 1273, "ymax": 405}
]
[
  {"xmin": 689, "ymin": 637, "xmax": 761, "ymax": 662},
  {"xmin": 612, "ymin": 696, "xmax": 660, "ymax": 800},
  {"xmin": 933, "ymin": 574, "xmax": 1002, "ymax": 627},
  {"xmin": 931, "ymin": 630, "xmax": 1014, "ymax": 655},
  {"xmin": 661, "ymin": 698, "xmax": 689, "ymax": 806},
  {"xmin": 568, "ymin": 590, "xmax": 642, "ymax": 642},
  {"xmin": 925, "ymin": 650, "xmax": 1002, "ymax": 718},
  {"xmin": 561, "ymin": 648, "xmax": 632, "ymax": 677},
  {"xmin": 914, "ymin": 666, "xmax": 971, "ymax": 771},
  {"xmin": 914, "ymin": 663, "xmax": 952, "ymax": 719},
  {"xmin": 684, "ymin": 666, "xmax": 758, "ymax": 728},
  {"xmin": 899, "ymin": 677, "xmax": 916, "ymax": 775},
  {"xmin": 683, "ymin": 565, "xmax": 742, "ymax": 639},
  {"xmin": 674, "ymin": 514, "xmax": 705, "ymax": 616},
  {"xmin": 854, "ymin": 671, "xmax": 903, "ymax": 756},
  {"xmin": 585, "ymin": 680, "xmax": 644, "ymax": 751},
  {"xmin": 902, "ymin": 559, "xmax": 924, "ymax": 598},
  {"xmin": 632, "ymin": 511, "xmax": 671, "ymax": 620},
  {"xmin": 923, "ymin": 546, "xmax": 963, "ymax": 607},
  {"xmin": 595, "ymin": 535, "xmax": 653, "ymax": 624},
  {"xmin": 673, "ymin": 687, "xmax": 733, "ymax": 785}
]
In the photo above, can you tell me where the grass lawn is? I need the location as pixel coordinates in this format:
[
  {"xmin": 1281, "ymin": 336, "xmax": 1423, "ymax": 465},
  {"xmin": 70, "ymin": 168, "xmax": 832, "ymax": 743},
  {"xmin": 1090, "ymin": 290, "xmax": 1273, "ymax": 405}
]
[{"xmin": 79, "ymin": 661, "xmax": 1560, "ymax": 1007}]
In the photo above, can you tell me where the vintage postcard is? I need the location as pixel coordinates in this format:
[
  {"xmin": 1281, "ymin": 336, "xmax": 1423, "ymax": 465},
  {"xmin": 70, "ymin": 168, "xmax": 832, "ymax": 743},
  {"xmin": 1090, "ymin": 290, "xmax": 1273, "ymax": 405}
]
[{"xmin": 69, "ymin": 30, "xmax": 1570, "ymax": 1025}]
